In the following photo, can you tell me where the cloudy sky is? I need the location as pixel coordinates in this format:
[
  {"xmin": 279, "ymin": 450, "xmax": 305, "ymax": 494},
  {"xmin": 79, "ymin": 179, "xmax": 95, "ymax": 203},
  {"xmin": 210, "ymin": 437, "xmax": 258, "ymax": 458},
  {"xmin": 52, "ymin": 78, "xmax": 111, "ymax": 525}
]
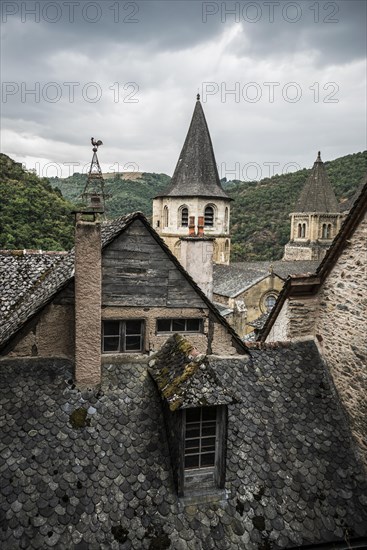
[{"xmin": 1, "ymin": 0, "xmax": 366, "ymax": 180}]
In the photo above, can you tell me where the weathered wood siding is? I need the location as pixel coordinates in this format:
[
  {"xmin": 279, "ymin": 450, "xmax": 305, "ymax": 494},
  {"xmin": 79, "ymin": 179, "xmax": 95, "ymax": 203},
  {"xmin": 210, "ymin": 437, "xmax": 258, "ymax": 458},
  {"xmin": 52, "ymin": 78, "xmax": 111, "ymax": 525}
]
[{"xmin": 102, "ymin": 220, "xmax": 207, "ymax": 308}]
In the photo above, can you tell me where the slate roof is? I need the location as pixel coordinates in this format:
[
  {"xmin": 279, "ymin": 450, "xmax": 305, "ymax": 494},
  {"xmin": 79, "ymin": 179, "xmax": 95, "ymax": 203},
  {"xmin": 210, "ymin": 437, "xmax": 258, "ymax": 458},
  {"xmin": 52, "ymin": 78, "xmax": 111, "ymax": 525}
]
[
  {"xmin": 213, "ymin": 260, "xmax": 319, "ymax": 298},
  {"xmin": 0, "ymin": 250, "xmax": 67, "ymax": 319},
  {"xmin": 1, "ymin": 340, "xmax": 367, "ymax": 549},
  {"xmin": 295, "ymin": 152, "xmax": 339, "ymax": 213},
  {"xmin": 0, "ymin": 212, "xmax": 247, "ymax": 355},
  {"xmin": 155, "ymin": 97, "xmax": 230, "ymax": 200},
  {"xmin": 148, "ymin": 334, "xmax": 237, "ymax": 411}
]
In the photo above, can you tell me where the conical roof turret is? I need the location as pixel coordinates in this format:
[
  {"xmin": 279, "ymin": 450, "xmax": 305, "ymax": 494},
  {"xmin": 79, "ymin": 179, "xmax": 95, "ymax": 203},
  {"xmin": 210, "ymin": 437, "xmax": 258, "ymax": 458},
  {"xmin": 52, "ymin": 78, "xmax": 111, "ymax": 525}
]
[
  {"xmin": 156, "ymin": 95, "xmax": 230, "ymax": 200},
  {"xmin": 295, "ymin": 152, "xmax": 339, "ymax": 212}
]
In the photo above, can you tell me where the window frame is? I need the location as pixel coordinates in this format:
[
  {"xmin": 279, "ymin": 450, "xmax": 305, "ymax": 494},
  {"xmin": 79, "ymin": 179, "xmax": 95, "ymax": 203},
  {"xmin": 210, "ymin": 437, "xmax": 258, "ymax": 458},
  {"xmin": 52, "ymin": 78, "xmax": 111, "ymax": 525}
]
[
  {"xmin": 102, "ymin": 319, "xmax": 145, "ymax": 353},
  {"xmin": 156, "ymin": 318, "xmax": 203, "ymax": 334},
  {"xmin": 179, "ymin": 406, "xmax": 227, "ymax": 495}
]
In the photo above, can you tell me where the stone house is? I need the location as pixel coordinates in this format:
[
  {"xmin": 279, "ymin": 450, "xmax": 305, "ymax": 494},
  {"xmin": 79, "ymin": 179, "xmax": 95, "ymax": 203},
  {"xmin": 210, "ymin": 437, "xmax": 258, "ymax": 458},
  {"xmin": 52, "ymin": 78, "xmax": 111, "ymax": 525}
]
[{"xmin": 261, "ymin": 179, "xmax": 367, "ymax": 465}]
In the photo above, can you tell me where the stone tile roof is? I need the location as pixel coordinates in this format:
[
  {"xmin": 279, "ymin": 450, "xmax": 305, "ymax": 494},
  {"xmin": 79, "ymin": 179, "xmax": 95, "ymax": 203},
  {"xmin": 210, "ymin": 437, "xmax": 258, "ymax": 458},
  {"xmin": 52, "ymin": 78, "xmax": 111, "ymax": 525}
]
[
  {"xmin": 295, "ymin": 152, "xmax": 339, "ymax": 213},
  {"xmin": 0, "ymin": 250, "xmax": 67, "ymax": 319},
  {"xmin": 0, "ymin": 213, "xmax": 247, "ymax": 355},
  {"xmin": 213, "ymin": 260, "xmax": 319, "ymax": 298},
  {"xmin": 1, "ymin": 340, "xmax": 367, "ymax": 549},
  {"xmin": 155, "ymin": 98, "xmax": 230, "ymax": 200},
  {"xmin": 148, "ymin": 334, "xmax": 238, "ymax": 411}
]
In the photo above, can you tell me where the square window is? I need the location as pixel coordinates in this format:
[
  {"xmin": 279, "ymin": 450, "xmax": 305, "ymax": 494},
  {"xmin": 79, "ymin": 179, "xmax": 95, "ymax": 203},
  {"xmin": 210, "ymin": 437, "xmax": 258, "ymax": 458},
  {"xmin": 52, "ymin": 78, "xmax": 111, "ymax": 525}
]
[
  {"xmin": 157, "ymin": 319, "xmax": 171, "ymax": 332},
  {"xmin": 102, "ymin": 320, "xmax": 144, "ymax": 353}
]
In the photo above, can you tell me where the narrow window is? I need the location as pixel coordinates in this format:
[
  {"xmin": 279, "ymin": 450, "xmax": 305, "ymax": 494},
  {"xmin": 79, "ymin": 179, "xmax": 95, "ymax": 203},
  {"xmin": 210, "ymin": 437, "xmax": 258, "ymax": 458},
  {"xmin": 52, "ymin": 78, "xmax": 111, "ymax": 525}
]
[
  {"xmin": 180, "ymin": 207, "xmax": 189, "ymax": 227},
  {"xmin": 163, "ymin": 206, "xmax": 169, "ymax": 228},
  {"xmin": 102, "ymin": 320, "xmax": 144, "ymax": 353},
  {"xmin": 224, "ymin": 240, "xmax": 230, "ymax": 262},
  {"xmin": 224, "ymin": 207, "xmax": 229, "ymax": 232},
  {"xmin": 327, "ymin": 223, "xmax": 332, "ymax": 238},
  {"xmin": 157, "ymin": 318, "xmax": 202, "ymax": 333},
  {"xmin": 301, "ymin": 223, "xmax": 306, "ymax": 238},
  {"xmin": 174, "ymin": 240, "xmax": 181, "ymax": 260},
  {"xmin": 204, "ymin": 206, "xmax": 214, "ymax": 227},
  {"xmin": 297, "ymin": 223, "xmax": 302, "ymax": 238}
]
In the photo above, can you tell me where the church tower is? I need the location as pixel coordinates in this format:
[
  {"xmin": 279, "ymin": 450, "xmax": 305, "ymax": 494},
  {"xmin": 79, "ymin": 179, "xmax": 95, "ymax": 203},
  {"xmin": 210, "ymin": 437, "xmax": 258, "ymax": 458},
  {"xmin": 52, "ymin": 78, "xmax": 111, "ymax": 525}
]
[
  {"xmin": 283, "ymin": 152, "xmax": 342, "ymax": 261},
  {"xmin": 153, "ymin": 95, "xmax": 231, "ymax": 265}
]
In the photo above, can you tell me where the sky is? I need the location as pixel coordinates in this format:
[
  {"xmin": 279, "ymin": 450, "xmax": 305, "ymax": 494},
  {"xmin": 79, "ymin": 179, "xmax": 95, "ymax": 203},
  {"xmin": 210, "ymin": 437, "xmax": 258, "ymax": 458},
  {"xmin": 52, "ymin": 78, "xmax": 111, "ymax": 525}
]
[{"xmin": 1, "ymin": 0, "xmax": 366, "ymax": 180}]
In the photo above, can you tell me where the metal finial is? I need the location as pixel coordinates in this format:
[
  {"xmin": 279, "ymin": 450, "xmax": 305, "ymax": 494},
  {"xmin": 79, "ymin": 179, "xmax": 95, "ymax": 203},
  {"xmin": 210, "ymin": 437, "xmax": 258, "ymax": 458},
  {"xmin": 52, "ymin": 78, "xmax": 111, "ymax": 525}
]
[
  {"xmin": 317, "ymin": 151, "xmax": 321, "ymax": 161},
  {"xmin": 91, "ymin": 137, "xmax": 103, "ymax": 152},
  {"xmin": 197, "ymin": 93, "xmax": 200, "ymax": 101}
]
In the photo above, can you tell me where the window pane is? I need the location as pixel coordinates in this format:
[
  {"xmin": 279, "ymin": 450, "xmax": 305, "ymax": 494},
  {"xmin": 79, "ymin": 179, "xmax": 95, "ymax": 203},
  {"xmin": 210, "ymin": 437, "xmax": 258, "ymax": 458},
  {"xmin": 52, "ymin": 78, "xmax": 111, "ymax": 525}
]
[
  {"xmin": 202, "ymin": 408, "xmax": 217, "ymax": 421},
  {"xmin": 172, "ymin": 319, "xmax": 186, "ymax": 331},
  {"xmin": 186, "ymin": 319, "xmax": 201, "ymax": 332},
  {"xmin": 185, "ymin": 455, "xmax": 199, "ymax": 469},
  {"xmin": 157, "ymin": 319, "xmax": 171, "ymax": 332},
  {"xmin": 186, "ymin": 409, "xmax": 201, "ymax": 422},
  {"xmin": 104, "ymin": 321, "xmax": 120, "ymax": 336},
  {"xmin": 185, "ymin": 439, "xmax": 200, "ymax": 452},
  {"xmin": 103, "ymin": 337, "xmax": 120, "ymax": 352},
  {"xmin": 125, "ymin": 336, "xmax": 141, "ymax": 351},
  {"xmin": 126, "ymin": 320, "xmax": 142, "ymax": 335},
  {"xmin": 201, "ymin": 453, "xmax": 215, "ymax": 467}
]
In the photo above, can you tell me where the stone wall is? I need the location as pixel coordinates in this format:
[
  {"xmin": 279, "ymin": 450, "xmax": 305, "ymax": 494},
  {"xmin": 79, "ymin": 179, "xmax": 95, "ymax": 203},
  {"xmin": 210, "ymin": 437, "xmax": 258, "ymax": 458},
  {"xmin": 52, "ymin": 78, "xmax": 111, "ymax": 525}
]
[
  {"xmin": 315, "ymin": 212, "xmax": 367, "ymax": 461},
  {"xmin": 5, "ymin": 303, "xmax": 74, "ymax": 359}
]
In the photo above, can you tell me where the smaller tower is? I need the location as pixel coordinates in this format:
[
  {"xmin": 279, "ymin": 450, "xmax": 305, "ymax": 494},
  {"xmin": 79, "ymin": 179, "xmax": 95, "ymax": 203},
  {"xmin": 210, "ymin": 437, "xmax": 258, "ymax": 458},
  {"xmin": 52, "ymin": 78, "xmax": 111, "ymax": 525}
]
[{"xmin": 284, "ymin": 152, "xmax": 342, "ymax": 261}]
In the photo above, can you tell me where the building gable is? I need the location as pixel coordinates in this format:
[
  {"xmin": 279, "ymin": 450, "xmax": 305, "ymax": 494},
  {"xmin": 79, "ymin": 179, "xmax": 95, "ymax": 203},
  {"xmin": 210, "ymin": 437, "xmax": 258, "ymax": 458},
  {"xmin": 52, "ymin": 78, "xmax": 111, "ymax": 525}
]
[{"xmin": 102, "ymin": 219, "xmax": 207, "ymax": 309}]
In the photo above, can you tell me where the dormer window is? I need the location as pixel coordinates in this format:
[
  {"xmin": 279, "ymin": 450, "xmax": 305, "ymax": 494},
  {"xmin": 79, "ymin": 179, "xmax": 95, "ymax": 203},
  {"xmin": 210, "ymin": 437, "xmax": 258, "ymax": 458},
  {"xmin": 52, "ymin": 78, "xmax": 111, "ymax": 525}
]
[{"xmin": 183, "ymin": 406, "xmax": 227, "ymax": 494}]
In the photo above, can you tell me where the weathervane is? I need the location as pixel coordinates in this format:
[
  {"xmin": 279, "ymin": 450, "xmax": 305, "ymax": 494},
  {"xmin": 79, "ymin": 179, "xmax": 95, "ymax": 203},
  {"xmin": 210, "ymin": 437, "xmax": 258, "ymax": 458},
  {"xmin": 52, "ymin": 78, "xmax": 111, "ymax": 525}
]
[{"xmin": 81, "ymin": 137, "xmax": 109, "ymax": 212}]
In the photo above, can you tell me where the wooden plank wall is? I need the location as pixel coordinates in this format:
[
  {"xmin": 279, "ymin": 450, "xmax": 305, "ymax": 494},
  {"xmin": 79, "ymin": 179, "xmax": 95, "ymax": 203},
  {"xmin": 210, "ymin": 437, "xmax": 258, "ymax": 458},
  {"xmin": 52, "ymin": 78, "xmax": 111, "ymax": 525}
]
[{"xmin": 102, "ymin": 220, "xmax": 207, "ymax": 309}]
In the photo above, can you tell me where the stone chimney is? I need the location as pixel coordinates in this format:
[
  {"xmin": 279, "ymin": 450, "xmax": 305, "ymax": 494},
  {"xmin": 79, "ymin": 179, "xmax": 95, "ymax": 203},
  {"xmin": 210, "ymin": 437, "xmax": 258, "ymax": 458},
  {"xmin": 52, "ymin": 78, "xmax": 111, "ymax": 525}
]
[
  {"xmin": 74, "ymin": 213, "xmax": 102, "ymax": 387},
  {"xmin": 180, "ymin": 216, "xmax": 214, "ymax": 301}
]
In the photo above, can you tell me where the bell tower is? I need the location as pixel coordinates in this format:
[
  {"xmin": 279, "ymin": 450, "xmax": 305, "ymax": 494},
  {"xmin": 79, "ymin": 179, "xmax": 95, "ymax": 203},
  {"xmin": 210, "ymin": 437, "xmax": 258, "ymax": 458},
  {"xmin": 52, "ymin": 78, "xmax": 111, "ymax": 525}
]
[
  {"xmin": 152, "ymin": 95, "xmax": 231, "ymax": 265},
  {"xmin": 284, "ymin": 152, "xmax": 342, "ymax": 261}
]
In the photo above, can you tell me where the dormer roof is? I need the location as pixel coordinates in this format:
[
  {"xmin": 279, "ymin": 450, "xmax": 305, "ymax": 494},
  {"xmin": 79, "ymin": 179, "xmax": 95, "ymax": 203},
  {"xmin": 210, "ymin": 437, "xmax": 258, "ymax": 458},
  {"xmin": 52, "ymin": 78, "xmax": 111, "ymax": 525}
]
[{"xmin": 155, "ymin": 96, "xmax": 230, "ymax": 200}]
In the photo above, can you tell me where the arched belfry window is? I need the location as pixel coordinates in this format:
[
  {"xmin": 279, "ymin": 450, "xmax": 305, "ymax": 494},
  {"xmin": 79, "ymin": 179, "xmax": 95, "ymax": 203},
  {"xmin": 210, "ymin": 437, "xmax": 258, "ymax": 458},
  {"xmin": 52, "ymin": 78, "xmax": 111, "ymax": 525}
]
[
  {"xmin": 297, "ymin": 223, "xmax": 306, "ymax": 238},
  {"xmin": 204, "ymin": 206, "xmax": 215, "ymax": 227},
  {"xmin": 322, "ymin": 223, "xmax": 332, "ymax": 239},
  {"xmin": 179, "ymin": 206, "xmax": 189, "ymax": 227},
  {"xmin": 163, "ymin": 206, "xmax": 169, "ymax": 228}
]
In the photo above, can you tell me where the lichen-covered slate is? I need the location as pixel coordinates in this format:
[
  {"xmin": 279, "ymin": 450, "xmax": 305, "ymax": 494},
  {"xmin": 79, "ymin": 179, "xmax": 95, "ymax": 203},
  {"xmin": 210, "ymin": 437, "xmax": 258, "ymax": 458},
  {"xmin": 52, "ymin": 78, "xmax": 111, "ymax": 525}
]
[
  {"xmin": 1, "ymin": 341, "xmax": 366, "ymax": 549},
  {"xmin": 148, "ymin": 334, "xmax": 237, "ymax": 410}
]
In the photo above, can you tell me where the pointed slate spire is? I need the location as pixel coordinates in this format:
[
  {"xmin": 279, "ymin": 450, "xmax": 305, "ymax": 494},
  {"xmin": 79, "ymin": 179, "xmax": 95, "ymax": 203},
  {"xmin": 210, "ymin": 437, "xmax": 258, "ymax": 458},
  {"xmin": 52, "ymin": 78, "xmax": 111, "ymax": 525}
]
[
  {"xmin": 156, "ymin": 96, "xmax": 230, "ymax": 199},
  {"xmin": 295, "ymin": 151, "xmax": 339, "ymax": 212}
]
